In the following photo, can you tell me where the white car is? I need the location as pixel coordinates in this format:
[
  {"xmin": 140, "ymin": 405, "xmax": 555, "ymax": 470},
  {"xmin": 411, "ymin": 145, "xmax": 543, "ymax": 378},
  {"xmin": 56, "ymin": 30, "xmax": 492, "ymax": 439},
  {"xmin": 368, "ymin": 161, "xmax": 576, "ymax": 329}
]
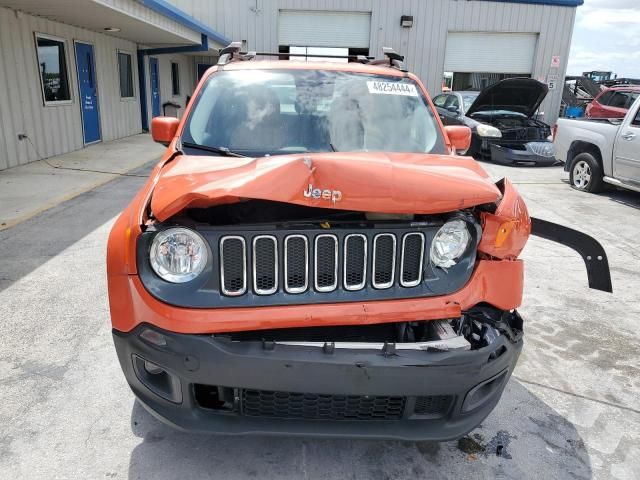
[{"xmin": 555, "ymin": 96, "xmax": 640, "ymax": 193}]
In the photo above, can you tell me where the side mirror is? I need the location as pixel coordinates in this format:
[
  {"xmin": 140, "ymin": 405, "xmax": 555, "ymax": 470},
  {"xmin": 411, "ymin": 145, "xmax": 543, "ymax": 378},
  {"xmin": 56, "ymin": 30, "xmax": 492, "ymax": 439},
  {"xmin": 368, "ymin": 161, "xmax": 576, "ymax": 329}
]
[
  {"xmin": 444, "ymin": 125, "xmax": 471, "ymax": 154},
  {"xmin": 447, "ymin": 105, "xmax": 460, "ymax": 114},
  {"xmin": 151, "ymin": 116, "xmax": 180, "ymax": 146}
]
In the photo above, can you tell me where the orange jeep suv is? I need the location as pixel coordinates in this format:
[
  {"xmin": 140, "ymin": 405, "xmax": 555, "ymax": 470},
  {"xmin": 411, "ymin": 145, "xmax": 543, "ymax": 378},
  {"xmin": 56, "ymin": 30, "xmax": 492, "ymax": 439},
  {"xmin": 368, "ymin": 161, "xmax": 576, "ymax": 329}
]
[{"xmin": 107, "ymin": 45, "xmax": 611, "ymax": 440}]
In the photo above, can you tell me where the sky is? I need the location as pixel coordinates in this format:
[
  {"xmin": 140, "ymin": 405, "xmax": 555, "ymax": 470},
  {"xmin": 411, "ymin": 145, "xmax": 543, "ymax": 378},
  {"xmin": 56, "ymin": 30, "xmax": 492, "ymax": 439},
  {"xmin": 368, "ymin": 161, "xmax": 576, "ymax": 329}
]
[{"xmin": 567, "ymin": 0, "xmax": 640, "ymax": 78}]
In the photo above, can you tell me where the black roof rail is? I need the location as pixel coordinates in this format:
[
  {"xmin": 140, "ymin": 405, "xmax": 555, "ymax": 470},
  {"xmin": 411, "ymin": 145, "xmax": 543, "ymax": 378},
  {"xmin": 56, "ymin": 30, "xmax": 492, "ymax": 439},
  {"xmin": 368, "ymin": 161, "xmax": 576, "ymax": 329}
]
[
  {"xmin": 217, "ymin": 42, "xmax": 406, "ymax": 70},
  {"xmin": 217, "ymin": 41, "xmax": 242, "ymax": 65},
  {"xmin": 367, "ymin": 47, "xmax": 407, "ymax": 71}
]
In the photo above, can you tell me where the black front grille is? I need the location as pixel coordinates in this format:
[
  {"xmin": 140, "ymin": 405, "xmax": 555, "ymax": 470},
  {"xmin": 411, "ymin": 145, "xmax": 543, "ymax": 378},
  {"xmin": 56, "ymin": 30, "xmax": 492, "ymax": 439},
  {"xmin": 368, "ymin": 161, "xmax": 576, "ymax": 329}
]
[
  {"xmin": 253, "ymin": 236, "xmax": 277, "ymax": 294},
  {"xmin": 414, "ymin": 395, "xmax": 453, "ymax": 417},
  {"xmin": 344, "ymin": 234, "xmax": 367, "ymax": 289},
  {"xmin": 401, "ymin": 233, "xmax": 424, "ymax": 287},
  {"xmin": 242, "ymin": 389, "xmax": 406, "ymax": 421},
  {"xmin": 220, "ymin": 237, "xmax": 246, "ymax": 295},
  {"xmin": 284, "ymin": 235, "xmax": 308, "ymax": 292},
  {"xmin": 314, "ymin": 235, "xmax": 337, "ymax": 291},
  {"xmin": 212, "ymin": 224, "xmax": 476, "ymax": 303},
  {"xmin": 373, "ymin": 234, "xmax": 396, "ymax": 288}
]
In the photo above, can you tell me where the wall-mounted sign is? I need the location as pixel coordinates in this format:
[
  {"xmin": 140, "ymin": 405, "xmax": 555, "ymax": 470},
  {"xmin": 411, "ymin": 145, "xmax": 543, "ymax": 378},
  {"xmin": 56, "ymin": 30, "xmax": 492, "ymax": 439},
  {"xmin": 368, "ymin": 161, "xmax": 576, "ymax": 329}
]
[
  {"xmin": 551, "ymin": 55, "xmax": 561, "ymax": 68},
  {"xmin": 547, "ymin": 74, "xmax": 559, "ymax": 90}
]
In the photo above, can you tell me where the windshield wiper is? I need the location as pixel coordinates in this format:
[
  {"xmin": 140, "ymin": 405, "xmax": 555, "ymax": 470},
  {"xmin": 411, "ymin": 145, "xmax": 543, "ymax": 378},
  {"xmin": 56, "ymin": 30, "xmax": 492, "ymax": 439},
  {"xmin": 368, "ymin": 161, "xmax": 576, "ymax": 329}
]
[{"xmin": 181, "ymin": 141, "xmax": 247, "ymax": 158}]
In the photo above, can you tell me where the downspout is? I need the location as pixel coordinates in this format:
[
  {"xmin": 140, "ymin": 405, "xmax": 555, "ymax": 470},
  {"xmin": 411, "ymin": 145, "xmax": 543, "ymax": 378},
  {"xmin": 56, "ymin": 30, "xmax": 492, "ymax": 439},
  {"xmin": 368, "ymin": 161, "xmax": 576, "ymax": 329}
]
[{"xmin": 137, "ymin": 33, "xmax": 210, "ymax": 131}]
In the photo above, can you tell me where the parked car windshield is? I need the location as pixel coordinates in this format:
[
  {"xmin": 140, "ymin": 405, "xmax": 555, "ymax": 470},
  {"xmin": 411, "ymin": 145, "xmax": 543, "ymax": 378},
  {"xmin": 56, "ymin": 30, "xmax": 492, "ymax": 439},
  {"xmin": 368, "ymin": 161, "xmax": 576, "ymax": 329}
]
[
  {"xmin": 182, "ymin": 69, "xmax": 446, "ymax": 157},
  {"xmin": 461, "ymin": 93, "xmax": 479, "ymax": 112}
]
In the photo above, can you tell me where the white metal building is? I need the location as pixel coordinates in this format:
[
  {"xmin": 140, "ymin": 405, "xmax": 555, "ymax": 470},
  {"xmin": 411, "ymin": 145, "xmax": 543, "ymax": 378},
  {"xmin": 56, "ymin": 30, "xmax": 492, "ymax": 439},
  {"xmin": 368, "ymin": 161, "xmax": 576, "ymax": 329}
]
[
  {"xmin": 169, "ymin": 0, "xmax": 581, "ymax": 121},
  {"xmin": 0, "ymin": 0, "xmax": 229, "ymax": 170},
  {"xmin": 0, "ymin": 0, "xmax": 582, "ymax": 171}
]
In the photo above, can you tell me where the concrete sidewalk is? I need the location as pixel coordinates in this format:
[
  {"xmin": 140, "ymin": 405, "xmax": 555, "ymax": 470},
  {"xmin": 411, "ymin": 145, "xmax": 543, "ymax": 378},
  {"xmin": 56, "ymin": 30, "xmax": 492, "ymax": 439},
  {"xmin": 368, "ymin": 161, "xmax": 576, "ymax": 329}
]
[{"xmin": 0, "ymin": 134, "xmax": 163, "ymax": 231}]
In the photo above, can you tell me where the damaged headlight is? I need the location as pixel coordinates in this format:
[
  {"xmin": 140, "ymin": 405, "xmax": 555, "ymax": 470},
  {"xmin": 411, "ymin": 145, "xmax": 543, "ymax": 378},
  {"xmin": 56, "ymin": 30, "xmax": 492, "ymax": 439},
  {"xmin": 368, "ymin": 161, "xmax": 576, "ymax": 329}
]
[
  {"xmin": 150, "ymin": 227, "xmax": 208, "ymax": 283},
  {"xmin": 476, "ymin": 124, "xmax": 502, "ymax": 138},
  {"xmin": 430, "ymin": 219, "xmax": 471, "ymax": 268}
]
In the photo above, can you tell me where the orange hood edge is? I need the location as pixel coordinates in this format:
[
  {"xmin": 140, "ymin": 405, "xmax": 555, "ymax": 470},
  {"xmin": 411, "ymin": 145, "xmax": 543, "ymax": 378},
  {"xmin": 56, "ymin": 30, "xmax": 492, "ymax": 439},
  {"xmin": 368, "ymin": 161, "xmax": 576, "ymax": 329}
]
[{"xmin": 149, "ymin": 152, "xmax": 502, "ymax": 222}]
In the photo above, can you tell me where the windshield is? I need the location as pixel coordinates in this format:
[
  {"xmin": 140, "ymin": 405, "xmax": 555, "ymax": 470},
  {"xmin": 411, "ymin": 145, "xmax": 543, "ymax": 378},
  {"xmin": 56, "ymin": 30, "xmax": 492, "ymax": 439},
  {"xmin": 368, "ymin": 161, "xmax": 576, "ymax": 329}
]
[
  {"xmin": 461, "ymin": 93, "xmax": 479, "ymax": 112},
  {"xmin": 182, "ymin": 69, "xmax": 446, "ymax": 157}
]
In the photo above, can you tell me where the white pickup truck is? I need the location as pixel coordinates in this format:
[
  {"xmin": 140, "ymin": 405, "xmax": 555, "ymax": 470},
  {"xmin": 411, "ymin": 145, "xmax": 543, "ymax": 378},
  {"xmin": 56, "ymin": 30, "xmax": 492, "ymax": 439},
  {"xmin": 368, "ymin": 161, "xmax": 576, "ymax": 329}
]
[{"xmin": 555, "ymin": 96, "xmax": 640, "ymax": 193}]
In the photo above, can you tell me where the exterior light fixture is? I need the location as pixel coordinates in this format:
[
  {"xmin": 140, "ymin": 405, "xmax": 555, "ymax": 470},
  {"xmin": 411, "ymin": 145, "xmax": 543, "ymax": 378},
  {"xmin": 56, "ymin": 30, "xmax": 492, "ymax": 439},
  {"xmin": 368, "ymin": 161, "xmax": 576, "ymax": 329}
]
[{"xmin": 400, "ymin": 15, "xmax": 413, "ymax": 28}]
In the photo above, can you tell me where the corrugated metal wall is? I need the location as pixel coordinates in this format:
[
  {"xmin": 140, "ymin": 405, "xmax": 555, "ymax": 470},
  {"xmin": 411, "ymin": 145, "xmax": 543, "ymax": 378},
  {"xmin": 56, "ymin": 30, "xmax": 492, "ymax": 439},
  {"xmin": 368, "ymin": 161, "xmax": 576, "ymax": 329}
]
[
  {"xmin": 0, "ymin": 6, "xmax": 143, "ymax": 170},
  {"xmin": 169, "ymin": 0, "xmax": 576, "ymax": 124}
]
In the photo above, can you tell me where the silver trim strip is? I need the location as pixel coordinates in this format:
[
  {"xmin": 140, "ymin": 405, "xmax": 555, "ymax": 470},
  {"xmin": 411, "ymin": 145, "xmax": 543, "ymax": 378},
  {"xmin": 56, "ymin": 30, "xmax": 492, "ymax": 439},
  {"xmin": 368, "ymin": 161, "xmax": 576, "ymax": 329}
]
[
  {"xmin": 268, "ymin": 336, "xmax": 471, "ymax": 351},
  {"xmin": 400, "ymin": 232, "xmax": 425, "ymax": 287},
  {"xmin": 372, "ymin": 233, "xmax": 396, "ymax": 289},
  {"xmin": 314, "ymin": 234, "xmax": 338, "ymax": 292},
  {"xmin": 252, "ymin": 235, "xmax": 278, "ymax": 295},
  {"xmin": 603, "ymin": 176, "xmax": 640, "ymax": 193},
  {"xmin": 343, "ymin": 234, "xmax": 367, "ymax": 291},
  {"xmin": 284, "ymin": 235, "xmax": 309, "ymax": 294},
  {"xmin": 219, "ymin": 236, "xmax": 247, "ymax": 296}
]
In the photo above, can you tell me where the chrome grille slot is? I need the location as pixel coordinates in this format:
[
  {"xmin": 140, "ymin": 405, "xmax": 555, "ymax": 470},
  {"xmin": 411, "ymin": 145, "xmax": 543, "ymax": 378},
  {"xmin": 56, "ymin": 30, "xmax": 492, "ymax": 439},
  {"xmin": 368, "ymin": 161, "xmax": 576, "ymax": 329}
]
[
  {"xmin": 220, "ymin": 236, "xmax": 247, "ymax": 296},
  {"xmin": 284, "ymin": 235, "xmax": 308, "ymax": 293},
  {"xmin": 400, "ymin": 233, "xmax": 425, "ymax": 287},
  {"xmin": 344, "ymin": 234, "xmax": 367, "ymax": 290},
  {"xmin": 253, "ymin": 235, "xmax": 277, "ymax": 295},
  {"xmin": 314, "ymin": 234, "xmax": 338, "ymax": 292},
  {"xmin": 372, "ymin": 234, "xmax": 396, "ymax": 289}
]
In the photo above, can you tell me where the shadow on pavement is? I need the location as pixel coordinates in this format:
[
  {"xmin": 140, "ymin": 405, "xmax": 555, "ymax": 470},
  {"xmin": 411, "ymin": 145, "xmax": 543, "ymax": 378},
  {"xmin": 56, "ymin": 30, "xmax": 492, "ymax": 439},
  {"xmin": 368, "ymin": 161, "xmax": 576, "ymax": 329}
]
[
  {"xmin": 127, "ymin": 380, "xmax": 592, "ymax": 479},
  {"xmin": 0, "ymin": 163, "xmax": 153, "ymax": 294}
]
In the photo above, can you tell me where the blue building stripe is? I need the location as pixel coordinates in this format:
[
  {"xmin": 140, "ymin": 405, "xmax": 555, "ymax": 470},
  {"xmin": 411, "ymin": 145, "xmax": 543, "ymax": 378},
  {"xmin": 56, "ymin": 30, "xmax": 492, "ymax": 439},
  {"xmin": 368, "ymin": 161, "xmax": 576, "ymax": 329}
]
[{"xmin": 139, "ymin": 0, "xmax": 231, "ymax": 46}]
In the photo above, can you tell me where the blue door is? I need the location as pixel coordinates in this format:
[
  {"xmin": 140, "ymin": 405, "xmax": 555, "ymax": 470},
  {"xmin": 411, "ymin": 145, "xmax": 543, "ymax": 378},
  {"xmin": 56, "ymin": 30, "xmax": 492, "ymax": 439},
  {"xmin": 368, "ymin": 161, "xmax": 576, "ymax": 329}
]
[
  {"xmin": 149, "ymin": 57, "xmax": 161, "ymax": 117},
  {"xmin": 74, "ymin": 42, "xmax": 101, "ymax": 144}
]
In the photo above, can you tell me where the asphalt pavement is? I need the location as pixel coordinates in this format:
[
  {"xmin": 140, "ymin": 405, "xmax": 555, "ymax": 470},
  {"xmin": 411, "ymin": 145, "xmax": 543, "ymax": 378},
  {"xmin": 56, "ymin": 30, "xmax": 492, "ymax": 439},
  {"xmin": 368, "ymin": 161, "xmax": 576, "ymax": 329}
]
[{"xmin": 0, "ymin": 159, "xmax": 639, "ymax": 479}]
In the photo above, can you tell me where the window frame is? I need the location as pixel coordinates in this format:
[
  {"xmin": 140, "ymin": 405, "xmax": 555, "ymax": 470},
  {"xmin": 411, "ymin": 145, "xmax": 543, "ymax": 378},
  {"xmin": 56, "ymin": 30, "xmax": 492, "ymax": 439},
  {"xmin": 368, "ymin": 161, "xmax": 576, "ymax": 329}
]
[
  {"xmin": 445, "ymin": 95, "xmax": 460, "ymax": 110},
  {"xmin": 597, "ymin": 91, "xmax": 614, "ymax": 106},
  {"xmin": 608, "ymin": 91, "xmax": 630, "ymax": 109},
  {"xmin": 117, "ymin": 50, "xmax": 136, "ymax": 100},
  {"xmin": 34, "ymin": 32, "xmax": 73, "ymax": 107},
  {"xmin": 631, "ymin": 107, "xmax": 640, "ymax": 127},
  {"xmin": 171, "ymin": 62, "xmax": 181, "ymax": 97},
  {"xmin": 432, "ymin": 94, "xmax": 448, "ymax": 108}
]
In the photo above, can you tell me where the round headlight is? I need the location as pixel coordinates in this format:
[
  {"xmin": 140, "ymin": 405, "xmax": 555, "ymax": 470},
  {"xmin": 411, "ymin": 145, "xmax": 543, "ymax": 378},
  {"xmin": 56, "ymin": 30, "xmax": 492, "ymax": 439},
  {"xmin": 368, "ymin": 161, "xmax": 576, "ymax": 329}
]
[
  {"xmin": 430, "ymin": 220, "xmax": 471, "ymax": 268},
  {"xmin": 476, "ymin": 123, "xmax": 502, "ymax": 138},
  {"xmin": 150, "ymin": 227, "xmax": 208, "ymax": 283}
]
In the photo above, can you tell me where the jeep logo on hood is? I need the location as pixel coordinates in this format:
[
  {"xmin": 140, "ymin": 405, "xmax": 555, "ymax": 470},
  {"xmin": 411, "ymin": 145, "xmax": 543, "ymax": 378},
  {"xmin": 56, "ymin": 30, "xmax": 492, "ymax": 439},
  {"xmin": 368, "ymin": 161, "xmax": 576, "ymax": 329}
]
[{"xmin": 303, "ymin": 183, "xmax": 342, "ymax": 203}]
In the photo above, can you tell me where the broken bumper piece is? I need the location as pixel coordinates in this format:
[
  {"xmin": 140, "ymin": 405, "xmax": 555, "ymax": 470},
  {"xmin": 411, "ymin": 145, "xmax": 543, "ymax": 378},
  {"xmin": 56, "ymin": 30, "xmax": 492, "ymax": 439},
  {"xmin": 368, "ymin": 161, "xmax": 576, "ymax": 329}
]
[
  {"xmin": 113, "ymin": 313, "xmax": 523, "ymax": 441},
  {"xmin": 488, "ymin": 142, "xmax": 558, "ymax": 166}
]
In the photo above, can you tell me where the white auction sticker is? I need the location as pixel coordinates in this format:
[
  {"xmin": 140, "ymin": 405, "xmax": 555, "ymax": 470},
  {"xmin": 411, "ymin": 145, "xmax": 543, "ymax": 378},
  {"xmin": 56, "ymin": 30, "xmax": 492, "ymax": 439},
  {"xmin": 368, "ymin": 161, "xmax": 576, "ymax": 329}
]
[{"xmin": 367, "ymin": 81, "xmax": 418, "ymax": 97}]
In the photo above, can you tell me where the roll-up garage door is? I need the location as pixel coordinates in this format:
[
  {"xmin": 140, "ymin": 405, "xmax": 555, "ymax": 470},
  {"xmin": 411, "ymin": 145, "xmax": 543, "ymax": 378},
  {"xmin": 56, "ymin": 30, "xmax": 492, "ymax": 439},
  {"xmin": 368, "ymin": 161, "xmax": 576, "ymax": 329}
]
[
  {"xmin": 278, "ymin": 10, "xmax": 371, "ymax": 48},
  {"xmin": 444, "ymin": 32, "xmax": 538, "ymax": 73}
]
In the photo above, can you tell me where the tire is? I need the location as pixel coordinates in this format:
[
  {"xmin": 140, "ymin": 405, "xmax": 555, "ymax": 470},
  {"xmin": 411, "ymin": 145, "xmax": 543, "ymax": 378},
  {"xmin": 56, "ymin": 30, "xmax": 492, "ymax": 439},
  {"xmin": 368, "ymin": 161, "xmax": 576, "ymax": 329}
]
[{"xmin": 569, "ymin": 152, "xmax": 604, "ymax": 193}]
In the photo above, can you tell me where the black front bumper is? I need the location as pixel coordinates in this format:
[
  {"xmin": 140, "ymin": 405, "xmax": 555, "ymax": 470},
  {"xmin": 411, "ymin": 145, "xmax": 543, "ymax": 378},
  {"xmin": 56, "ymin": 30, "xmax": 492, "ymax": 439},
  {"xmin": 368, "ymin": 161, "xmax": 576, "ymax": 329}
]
[
  {"xmin": 113, "ymin": 324, "xmax": 522, "ymax": 441},
  {"xmin": 475, "ymin": 137, "xmax": 557, "ymax": 166}
]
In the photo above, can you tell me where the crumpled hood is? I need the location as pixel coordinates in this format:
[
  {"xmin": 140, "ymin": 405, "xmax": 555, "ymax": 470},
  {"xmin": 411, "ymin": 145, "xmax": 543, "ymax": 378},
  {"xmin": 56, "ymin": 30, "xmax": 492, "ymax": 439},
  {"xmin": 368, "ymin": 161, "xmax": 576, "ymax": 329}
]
[{"xmin": 150, "ymin": 152, "xmax": 501, "ymax": 221}]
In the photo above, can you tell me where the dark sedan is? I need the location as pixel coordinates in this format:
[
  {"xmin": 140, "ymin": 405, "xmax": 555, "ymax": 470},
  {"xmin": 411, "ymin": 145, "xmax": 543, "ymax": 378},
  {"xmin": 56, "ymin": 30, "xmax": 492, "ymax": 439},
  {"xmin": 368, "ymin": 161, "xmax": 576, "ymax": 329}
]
[{"xmin": 433, "ymin": 78, "xmax": 557, "ymax": 166}]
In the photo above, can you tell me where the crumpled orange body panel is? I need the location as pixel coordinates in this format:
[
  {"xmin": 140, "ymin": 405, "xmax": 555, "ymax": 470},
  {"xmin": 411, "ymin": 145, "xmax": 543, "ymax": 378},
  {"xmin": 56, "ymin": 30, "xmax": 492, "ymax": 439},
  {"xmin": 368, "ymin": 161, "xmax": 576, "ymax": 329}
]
[
  {"xmin": 478, "ymin": 178, "xmax": 531, "ymax": 259},
  {"xmin": 110, "ymin": 259, "xmax": 523, "ymax": 334},
  {"xmin": 150, "ymin": 152, "xmax": 501, "ymax": 221}
]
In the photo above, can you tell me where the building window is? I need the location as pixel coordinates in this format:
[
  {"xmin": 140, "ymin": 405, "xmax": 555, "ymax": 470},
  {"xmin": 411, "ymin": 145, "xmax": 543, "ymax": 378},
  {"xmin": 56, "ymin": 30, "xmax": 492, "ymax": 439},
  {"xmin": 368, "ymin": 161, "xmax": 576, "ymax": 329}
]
[
  {"xmin": 171, "ymin": 62, "xmax": 180, "ymax": 96},
  {"xmin": 35, "ymin": 33, "xmax": 71, "ymax": 104},
  {"xmin": 118, "ymin": 51, "xmax": 134, "ymax": 98}
]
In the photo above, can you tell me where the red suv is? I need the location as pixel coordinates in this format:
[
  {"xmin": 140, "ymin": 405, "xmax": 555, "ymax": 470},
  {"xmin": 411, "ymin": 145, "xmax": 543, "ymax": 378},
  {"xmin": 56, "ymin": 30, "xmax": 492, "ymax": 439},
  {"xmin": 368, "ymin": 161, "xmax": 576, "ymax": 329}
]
[{"xmin": 586, "ymin": 86, "xmax": 640, "ymax": 119}]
